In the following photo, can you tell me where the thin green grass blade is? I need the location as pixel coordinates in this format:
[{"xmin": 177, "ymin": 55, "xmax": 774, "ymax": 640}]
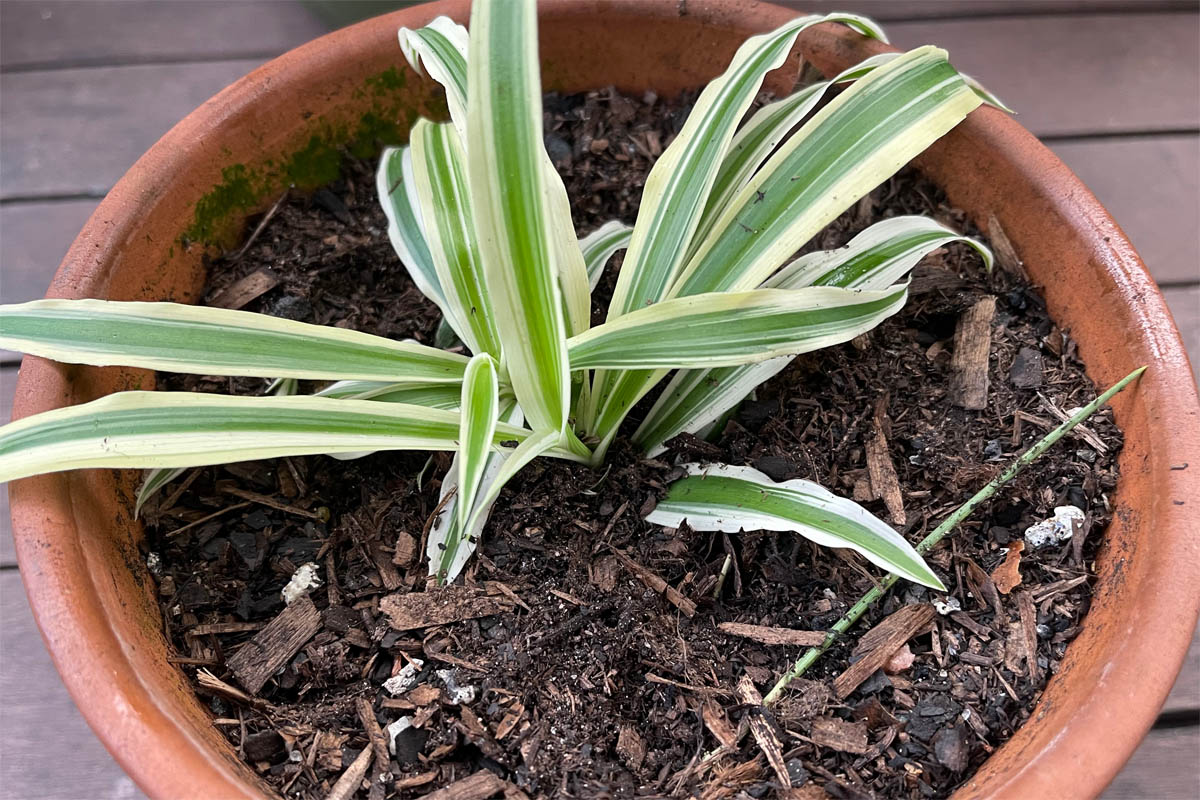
[
  {"xmin": 0, "ymin": 299, "xmax": 468, "ymax": 383},
  {"xmin": 647, "ymin": 464, "xmax": 943, "ymax": 589}
]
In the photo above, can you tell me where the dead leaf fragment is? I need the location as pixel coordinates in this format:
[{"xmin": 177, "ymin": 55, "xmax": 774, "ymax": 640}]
[{"xmin": 990, "ymin": 542, "xmax": 1024, "ymax": 594}]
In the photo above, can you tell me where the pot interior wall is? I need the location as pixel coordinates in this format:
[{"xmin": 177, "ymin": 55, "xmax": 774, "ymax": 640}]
[{"xmin": 10, "ymin": 3, "xmax": 1197, "ymax": 800}]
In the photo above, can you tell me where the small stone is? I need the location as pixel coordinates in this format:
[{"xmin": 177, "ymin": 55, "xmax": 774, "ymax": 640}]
[
  {"xmin": 281, "ymin": 562, "xmax": 322, "ymax": 605},
  {"xmin": 387, "ymin": 716, "xmax": 412, "ymax": 755},
  {"xmin": 543, "ymin": 133, "xmax": 572, "ymax": 167},
  {"xmin": 934, "ymin": 596, "xmax": 961, "ymax": 615},
  {"xmin": 754, "ymin": 455, "xmax": 794, "ymax": 482},
  {"xmin": 933, "ymin": 725, "xmax": 969, "ymax": 772},
  {"xmin": 436, "ymin": 668, "xmax": 477, "ymax": 705},
  {"xmin": 243, "ymin": 730, "xmax": 287, "ymax": 764},
  {"xmin": 983, "ymin": 439, "xmax": 1004, "ymax": 461},
  {"xmin": 267, "ymin": 294, "xmax": 312, "ymax": 322},
  {"xmin": 1009, "ymin": 346, "xmax": 1044, "ymax": 388},
  {"xmin": 786, "ymin": 758, "xmax": 810, "ymax": 787},
  {"xmin": 383, "ymin": 658, "xmax": 424, "ymax": 695},
  {"xmin": 1024, "ymin": 505, "xmax": 1084, "ymax": 549}
]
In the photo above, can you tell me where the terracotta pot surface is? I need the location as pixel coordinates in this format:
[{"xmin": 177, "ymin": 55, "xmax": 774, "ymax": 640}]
[{"xmin": 9, "ymin": 2, "xmax": 1199, "ymax": 798}]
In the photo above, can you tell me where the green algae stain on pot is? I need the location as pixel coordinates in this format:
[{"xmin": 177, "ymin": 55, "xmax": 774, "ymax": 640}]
[{"xmin": 182, "ymin": 67, "xmax": 423, "ymax": 249}]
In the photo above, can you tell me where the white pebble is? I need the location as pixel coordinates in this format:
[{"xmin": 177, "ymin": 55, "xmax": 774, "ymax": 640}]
[
  {"xmin": 934, "ymin": 596, "xmax": 961, "ymax": 616},
  {"xmin": 437, "ymin": 668, "xmax": 477, "ymax": 705},
  {"xmin": 387, "ymin": 717, "xmax": 413, "ymax": 755},
  {"xmin": 280, "ymin": 562, "xmax": 322, "ymax": 605},
  {"xmin": 382, "ymin": 658, "xmax": 424, "ymax": 695},
  {"xmin": 1024, "ymin": 505, "xmax": 1084, "ymax": 549}
]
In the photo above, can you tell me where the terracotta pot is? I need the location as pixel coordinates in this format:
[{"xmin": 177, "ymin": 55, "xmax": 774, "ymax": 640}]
[{"xmin": 9, "ymin": 1, "xmax": 1199, "ymax": 798}]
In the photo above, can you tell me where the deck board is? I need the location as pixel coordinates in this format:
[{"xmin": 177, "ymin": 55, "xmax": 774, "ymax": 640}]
[
  {"xmin": 0, "ymin": 571, "xmax": 147, "ymax": 800},
  {"xmin": 0, "ymin": 59, "xmax": 267, "ymax": 200},
  {"xmin": 886, "ymin": 13, "xmax": 1200, "ymax": 138},
  {"xmin": 0, "ymin": 3, "xmax": 1196, "ymax": 797},
  {"xmin": 0, "ymin": 0, "xmax": 325, "ymax": 70}
]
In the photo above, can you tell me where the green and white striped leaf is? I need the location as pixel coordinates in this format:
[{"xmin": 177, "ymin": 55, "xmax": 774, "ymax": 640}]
[
  {"xmin": 691, "ymin": 53, "xmax": 899, "ymax": 250},
  {"xmin": 768, "ymin": 215, "xmax": 992, "ymax": 291},
  {"xmin": 410, "ymin": 119, "xmax": 501, "ymax": 357},
  {"xmin": 669, "ymin": 46, "xmax": 982, "ymax": 298},
  {"xmin": 568, "ymin": 285, "xmax": 908, "ymax": 371},
  {"xmin": 400, "ymin": 16, "xmax": 470, "ymax": 136},
  {"xmin": 0, "ymin": 392, "xmax": 533, "ymax": 483},
  {"xmin": 0, "ymin": 299, "xmax": 468, "ymax": 383},
  {"xmin": 377, "ymin": 145, "xmax": 450, "ymax": 318},
  {"xmin": 580, "ymin": 221, "xmax": 633, "ymax": 291},
  {"xmin": 589, "ymin": 46, "xmax": 979, "ymax": 448},
  {"xmin": 465, "ymin": 0, "xmax": 571, "ymax": 434},
  {"xmin": 634, "ymin": 217, "xmax": 991, "ymax": 454},
  {"xmin": 429, "ymin": 354, "xmax": 499, "ymax": 582},
  {"xmin": 647, "ymin": 464, "xmax": 944, "ymax": 589},
  {"xmin": 427, "ymin": 398, "xmax": 521, "ymax": 584},
  {"xmin": 606, "ymin": 13, "xmax": 886, "ymax": 320},
  {"xmin": 134, "ymin": 466, "xmax": 187, "ymax": 518},
  {"xmin": 316, "ymin": 380, "xmax": 464, "ymax": 409}
]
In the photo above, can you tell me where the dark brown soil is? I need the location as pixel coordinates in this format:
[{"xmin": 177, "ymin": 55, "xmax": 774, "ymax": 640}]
[{"xmin": 146, "ymin": 87, "xmax": 1122, "ymax": 799}]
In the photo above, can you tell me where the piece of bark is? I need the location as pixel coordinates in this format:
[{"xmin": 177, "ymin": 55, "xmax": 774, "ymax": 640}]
[
  {"xmin": 392, "ymin": 531, "xmax": 417, "ymax": 566},
  {"xmin": 933, "ymin": 724, "xmax": 970, "ymax": 772},
  {"xmin": 209, "ymin": 268, "xmax": 279, "ymax": 309},
  {"xmin": 866, "ymin": 399, "xmax": 906, "ymax": 525},
  {"xmin": 1016, "ymin": 590, "xmax": 1041, "ymax": 685},
  {"xmin": 195, "ymin": 668, "xmax": 273, "ymax": 711},
  {"xmin": 324, "ymin": 745, "xmax": 373, "ymax": 800},
  {"xmin": 834, "ymin": 604, "xmax": 935, "ymax": 699},
  {"xmin": 616, "ymin": 725, "xmax": 646, "ymax": 771},
  {"xmin": 986, "ymin": 215, "xmax": 1027, "ymax": 281},
  {"xmin": 735, "ymin": 675, "xmax": 790, "ymax": 787},
  {"xmin": 380, "ymin": 585, "xmax": 514, "ymax": 632},
  {"xmin": 990, "ymin": 542, "xmax": 1024, "ymax": 595},
  {"xmin": 717, "ymin": 622, "xmax": 825, "ymax": 647},
  {"xmin": 356, "ymin": 698, "xmax": 390, "ymax": 766},
  {"xmin": 422, "ymin": 770, "xmax": 506, "ymax": 800},
  {"xmin": 609, "ymin": 547, "xmax": 696, "ymax": 617},
  {"xmin": 809, "ymin": 716, "xmax": 869, "ymax": 755},
  {"xmin": 948, "ymin": 296, "xmax": 996, "ymax": 410},
  {"xmin": 701, "ymin": 700, "xmax": 738, "ymax": 749},
  {"xmin": 226, "ymin": 596, "xmax": 320, "ymax": 694}
]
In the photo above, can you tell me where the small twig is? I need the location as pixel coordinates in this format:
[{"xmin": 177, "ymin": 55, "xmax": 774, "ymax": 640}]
[
  {"xmin": 762, "ymin": 367, "xmax": 1145, "ymax": 705},
  {"xmin": 167, "ymin": 501, "xmax": 251, "ymax": 538},
  {"xmin": 228, "ymin": 188, "xmax": 289, "ymax": 263}
]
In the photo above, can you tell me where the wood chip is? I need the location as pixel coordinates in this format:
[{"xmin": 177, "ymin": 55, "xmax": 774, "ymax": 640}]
[
  {"xmin": 392, "ymin": 531, "xmax": 417, "ymax": 566},
  {"xmin": 380, "ymin": 585, "xmax": 515, "ymax": 631},
  {"xmin": 1037, "ymin": 392, "xmax": 1109, "ymax": 453},
  {"xmin": 990, "ymin": 542, "xmax": 1024, "ymax": 594},
  {"xmin": 421, "ymin": 770, "xmax": 506, "ymax": 800},
  {"xmin": 1016, "ymin": 590, "xmax": 1041, "ymax": 685},
  {"xmin": 324, "ymin": 745, "xmax": 373, "ymax": 800},
  {"xmin": 609, "ymin": 547, "xmax": 696, "ymax": 617},
  {"xmin": 701, "ymin": 700, "xmax": 738, "ymax": 749},
  {"xmin": 227, "ymin": 596, "xmax": 320, "ymax": 694},
  {"xmin": 616, "ymin": 724, "xmax": 646, "ymax": 770},
  {"xmin": 717, "ymin": 622, "xmax": 825, "ymax": 647},
  {"xmin": 195, "ymin": 668, "xmax": 272, "ymax": 710},
  {"xmin": 393, "ymin": 770, "xmax": 438, "ymax": 790},
  {"xmin": 735, "ymin": 674, "xmax": 789, "ymax": 787},
  {"xmin": 834, "ymin": 604, "xmax": 935, "ymax": 699},
  {"xmin": 220, "ymin": 486, "xmax": 326, "ymax": 520},
  {"xmin": 948, "ymin": 296, "xmax": 996, "ymax": 410},
  {"xmin": 986, "ymin": 214, "xmax": 1027, "ymax": 281},
  {"xmin": 209, "ymin": 268, "xmax": 279, "ymax": 309},
  {"xmin": 809, "ymin": 716, "xmax": 869, "ymax": 754},
  {"xmin": 866, "ymin": 397, "xmax": 906, "ymax": 525},
  {"xmin": 356, "ymin": 698, "xmax": 390, "ymax": 766}
]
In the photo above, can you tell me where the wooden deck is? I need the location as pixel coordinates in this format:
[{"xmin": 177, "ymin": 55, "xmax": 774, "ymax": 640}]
[{"xmin": 0, "ymin": 1, "xmax": 1196, "ymax": 797}]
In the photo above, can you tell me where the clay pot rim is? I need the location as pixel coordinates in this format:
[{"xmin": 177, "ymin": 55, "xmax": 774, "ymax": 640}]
[{"xmin": 9, "ymin": 2, "xmax": 1199, "ymax": 799}]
